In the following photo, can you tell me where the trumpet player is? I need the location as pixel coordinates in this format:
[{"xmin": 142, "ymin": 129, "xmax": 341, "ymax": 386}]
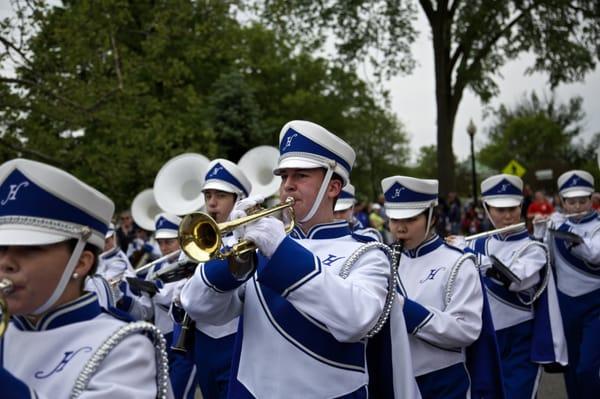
[
  {"xmin": 181, "ymin": 120, "xmax": 391, "ymax": 398},
  {"xmin": 450, "ymin": 174, "xmax": 567, "ymax": 399},
  {"xmin": 544, "ymin": 170, "xmax": 600, "ymax": 398},
  {"xmin": 178, "ymin": 158, "xmax": 253, "ymax": 399},
  {"xmin": 0, "ymin": 159, "xmax": 170, "ymax": 398}
]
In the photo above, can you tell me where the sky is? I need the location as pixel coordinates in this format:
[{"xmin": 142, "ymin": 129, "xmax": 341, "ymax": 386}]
[
  {"xmin": 1, "ymin": 2, "xmax": 598, "ymax": 164},
  {"xmin": 389, "ymin": 11, "xmax": 600, "ymax": 162}
]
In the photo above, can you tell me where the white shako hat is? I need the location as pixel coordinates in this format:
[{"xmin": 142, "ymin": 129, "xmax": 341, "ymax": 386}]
[
  {"xmin": 0, "ymin": 158, "xmax": 113, "ymax": 249},
  {"xmin": 0, "ymin": 158, "xmax": 114, "ymax": 314},
  {"xmin": 557, "ymin": 170, "xmax": 594, "ymax": 198},
  {"xmin": 334, "ymin": 183, "xmax": 356, "ymax": 212},
  {"xmin": 274, "ymin": 120, "xmax": 356, "ymax": 223},
  {"xmin": 481, "ymin": 174, "xmax": 523, "ymax": 208},
  {"xmin": 202, "ymin": 158, "xmax": 252, "ymax": 199},
  {"xmin": 105, "ymin": 222, "xmax": 116, "ymax": 238},
  {"xmin": 154, "ymin": 212, "xmax": 181, "ymax": 239},
  {"xmin": 381, "ymin": 176, "xmax": 438, "ymax": 219}
]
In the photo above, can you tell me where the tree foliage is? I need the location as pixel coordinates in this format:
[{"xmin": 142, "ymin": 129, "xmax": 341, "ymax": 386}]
[
  {"xmin": 262, "ymin": 0, "xmax": 600, "ymax": 195},
  {"xmin": 0, "ymin": 0, "xmax": 410, "ymax": 210},
  {"xmin": 479, "ymin": 92, "xmax": 600, "ymax": 188}
]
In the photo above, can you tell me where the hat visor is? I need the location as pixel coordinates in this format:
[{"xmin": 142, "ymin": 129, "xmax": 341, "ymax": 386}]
[
  {"xmin": 384, "ymin": 207, "xmax": 424, "ymax": 220},
  {"xmin": 484, "ymin": 197, "xmax": 522, "ymax": 208},
  {"xmin": 202, "ymin": 181, "xmax": 238, "ymax": 195},
  {"xmin": 273, "ymin": 157, "xmax": 324, "ymax": 175},
  {"xmin": 155, "ymin": 231, "xmax": 178, "ymax": 239},
  {"xmin": 334, "ymin": 200, "xmax": 354, "ymax": 212},
  {"xmin": 105, "ymin": 231, "xmax": 115, "ymax": 238},
  {"xmin": 0, "ymin": 227, "xmax": 71, "ymax": 246},
  {"xmin": 561, "ymin": 189, "xmax": 593, "ymax": 199}
]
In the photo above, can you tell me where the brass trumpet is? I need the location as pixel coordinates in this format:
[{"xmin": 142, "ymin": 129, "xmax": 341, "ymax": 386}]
[
  {"xmin": 0, "ymin": 278, "xmax": 14, "ymax": 337},
  {"xmin": 178, "ymin": 197, "xmax": 296, "ymax": 262}
]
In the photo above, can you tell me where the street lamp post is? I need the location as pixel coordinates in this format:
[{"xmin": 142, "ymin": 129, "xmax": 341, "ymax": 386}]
[{"xmin": 467, "ymin": 120, "xmax": 477, "ymax": 206}]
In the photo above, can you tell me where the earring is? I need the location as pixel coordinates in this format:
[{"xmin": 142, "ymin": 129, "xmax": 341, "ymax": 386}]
[{"xmin": 72, "ymin": 272, "xmax": 79, "ymax": 280}]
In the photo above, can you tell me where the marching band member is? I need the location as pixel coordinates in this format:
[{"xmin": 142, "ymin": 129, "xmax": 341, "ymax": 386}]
[
  {"xmin": 544, "ymin": 170, "xmax": 599, "ymax": 398},
  {"xmin": 181, "ymin": 120, "xmax": 391, "ymax": 398},
  {"xmin": 382, "ymin": 176, "xmax": 501, "ymax": 399},
  {"xmin": 83, "ymin": 223, "xmax": 132, "ymax": 309},
  {"xmin": 0, "ymin": 158, "xmax": 171, "ymax": 398},
  {"xmin": 462, "ymin": 174, "xmax": 567, "ymax": 399},
  {"xmin": 143, "ymin": 213, "xmax": 197, "ymax": 399},
  {"xmin": 334, "ymin": 183, "xmax": 383, "ymax": 242},
  {"xmin": 180, "ymin": 158, "xmax": 253, "ymax": 399}
]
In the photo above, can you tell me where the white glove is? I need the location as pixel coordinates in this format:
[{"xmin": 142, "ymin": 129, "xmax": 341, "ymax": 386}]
[
  {"xmin": 446, "ymin": 235, "xmax": 467, "ymax": 250},
  {"xmin": 532, "ymin": 215, "xmax": 548, "ymax": 239},
  {"xmin": 231, "ymin": 195, "xmax": 265, "ymax": 240},
  {"xmin": 241, "ymin": 216, "xmax": 286, "ymax": 258},
  {"xmin": 549, "ymin": 212, "xmax": 566, "ymax": 229}
]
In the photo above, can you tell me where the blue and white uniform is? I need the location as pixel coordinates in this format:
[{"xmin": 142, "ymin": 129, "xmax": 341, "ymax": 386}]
[
  {"xmin": 335, "ymin": 183, "xmax": 383, "ymax": 242},
  {"xmin": 1, "ymin": 293, "xmax": 163, "ymax": 398},
  {"xmin": 380, "ymin": 176, "xmax": 500, "ymax": 399},
  {"xmin": 547, "ymin": 170, "xmax": 600, "ymax": 398},
  {"xmin": 0, "ymin": 158, "xmax": 172, "ymax": 398},
  {"xmin": 182, "ymin": 121, "xmax": 392, "ymax": 398},
  {"xmin": 471, "ymin": 174, "xmax": 567, "ymax": 399},
  {"xmin": 181, "ymin": 221, "xmax": 390, "ymax": 398}
]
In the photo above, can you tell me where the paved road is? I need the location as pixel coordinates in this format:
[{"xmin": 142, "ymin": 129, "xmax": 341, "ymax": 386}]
[{"xmin": 538, "ymin": 371, "xmax": 568, "ymax": 398}]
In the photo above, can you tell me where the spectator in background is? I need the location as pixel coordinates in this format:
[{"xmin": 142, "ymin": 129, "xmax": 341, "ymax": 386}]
[
  {"xmin": 447, "ymin": 191, "xmax": 462, "ymax": 235},
  {"xmin": 369, "ymin": 203, "xmax": 385, "ymax": 236},
  {"xmin": 527, "ymin": 190, "xmax": 554, "ymax": 220},
  {"xmin": 521, "ymin": 184, "xmax": 533, "ymax": 220},
  {"xmin": 354, "ymin": 201, "xmax": 369, "ymax": 228},
  {"xmin": 461, "ymin": 202, "xmax": 481, "ymax": 235},
  {"xmin": 116, "ymin": 209, "xmax": 136, "ymax": 252}
]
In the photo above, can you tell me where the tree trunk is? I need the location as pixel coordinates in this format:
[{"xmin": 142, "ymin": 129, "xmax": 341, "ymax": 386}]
[{"xmin": 431, "ymin": 9, "xmax": 456, "ymax": 198}]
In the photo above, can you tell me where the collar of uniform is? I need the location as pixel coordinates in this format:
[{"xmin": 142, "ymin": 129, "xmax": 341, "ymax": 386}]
[
  {"xmin": 493, "ymin": 228, "xmax": 528, "ymax": 242},
  {"xmin": 291, "ymin": 220, "xmax": 351, "ymax": 239},
  {"xmin": 12, "ymin": 292, "xmax": 101, "ymax": 331},
  {"xmin": 403, "ymin": 234, "xmax": 443, "ymax": 258},
  {"xmin": 569, "ymin": 211, "xmax": 598, "ymax": 225},
  {"xmin": 100, "ymin": 245, "xmax": 120, "ymax": 260}
]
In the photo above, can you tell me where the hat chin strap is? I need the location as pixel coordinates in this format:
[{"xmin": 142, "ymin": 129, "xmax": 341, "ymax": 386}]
[
  {"xmin": 423, "ymin": 206, "xmax": 434, "ymax": 243},
  {"xmin": 33, "ymin": 230, "xmax": 90, "ymax": 315},
  {"xmin": 299, "ymin": 165, "xmax": 335, "ymax": 224},
  {"xmin": 482, "ymin": 202, "xmax": 496, "ymax": 230}
]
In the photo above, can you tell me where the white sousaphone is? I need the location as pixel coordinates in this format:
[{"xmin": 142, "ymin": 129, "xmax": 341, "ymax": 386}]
[
  {"xmin": 131, "ymin": 188, "xmax": 163, "ymax": 232},
  {"xmin": 154, "ymin": 153, "xmax": 210, "ymax": 215},
  {"xmin": 238, "ymin": 146, "xmax": 281, "ymax": 199}
]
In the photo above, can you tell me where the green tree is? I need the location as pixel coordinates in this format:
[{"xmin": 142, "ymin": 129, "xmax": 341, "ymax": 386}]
[
  {"xmin": 262, "ymin": 0, "xmax": 600, "ymax": 196},
  {"xmin": 479, "ymin": 92, "xmax": 598, "ymax": 189},
  {"xmin": 0, "ymin": 1, "xmax": 409, "ymax": 209}
]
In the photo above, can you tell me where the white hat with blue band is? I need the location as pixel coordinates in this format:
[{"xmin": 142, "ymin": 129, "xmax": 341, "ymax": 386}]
[
  {"xmin": 480, "ymin": 174, "xmax": 523, "ymax": 208},
  {"xmin": 0, "ymin": 158, "xmax": 114, "ymax": 314},
  {"xmin": 202, "ymin": 158, "xmax": 252, "ymax": 199},
  {"xmin": 274, "ymin": 120, "xmax": 356, "ymax": 223},
  {"xmin": 381, "ymin": 176, "xmax": 438, "ymax": 220},
  {"xmin": 154, "ymin": 212, "xmax": 181, "ymax": 239},
  {"xmin": 334, "ymin": 183, "xmax": 356, "ymax": 212},
  {"xmin": 557, "ymin": 170, "xmax": 594, "ymax": 198}
]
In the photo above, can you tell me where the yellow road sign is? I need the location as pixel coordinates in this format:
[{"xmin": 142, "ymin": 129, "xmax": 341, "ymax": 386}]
[{"xmin": 502, "ymin": 160, "xmax": 526, "ymax": 177}]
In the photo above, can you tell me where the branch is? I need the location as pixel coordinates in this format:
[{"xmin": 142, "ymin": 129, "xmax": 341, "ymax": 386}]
[
  {"xmin": 419, "ymin": 0, "xmax": 435, "ymax": 23},
  {"xmin": 108, "ymin": 30, "xmax": 124, "ymax": 90},
  {"xmin": 0, "ymin": 136, "xmax": 65, "ymax": 166},
  {"xmin": 0, "ymin": 34, "xmax": 33, "ymax": 67},
  {"xmin": 0, "ymin": 76, "xmax": 88, "ymax": 111},
  {"xmin": 448, "ymin": 0, "xmax": 461, "ymax": 18}
]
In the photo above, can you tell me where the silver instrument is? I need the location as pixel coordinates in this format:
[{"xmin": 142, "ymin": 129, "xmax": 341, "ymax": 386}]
[{"xmin": 464, "ymin": 222, "xmax": 526, "ymax": 242}]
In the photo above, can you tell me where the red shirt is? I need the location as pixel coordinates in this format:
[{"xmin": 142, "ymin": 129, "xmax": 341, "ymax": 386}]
[{"xmin": 527, "ymin": 201, "xmax": 554, "ymax": 217}]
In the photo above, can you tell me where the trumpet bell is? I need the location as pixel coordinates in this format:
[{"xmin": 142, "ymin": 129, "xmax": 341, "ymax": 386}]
[
  {"xmin": 238, "ymin": 146, "xmax": 281, "ymax": 198},
  {"xmin": 178, "ymin": 213, "xmax": 222, "ymax": 263},
  {"xmin": 154, "ymin": 153, "xmax": 210, "ymax": 215},
  {"xmin": 131, "ymin": 189, "xmax": 163, "ymax": 231}
]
